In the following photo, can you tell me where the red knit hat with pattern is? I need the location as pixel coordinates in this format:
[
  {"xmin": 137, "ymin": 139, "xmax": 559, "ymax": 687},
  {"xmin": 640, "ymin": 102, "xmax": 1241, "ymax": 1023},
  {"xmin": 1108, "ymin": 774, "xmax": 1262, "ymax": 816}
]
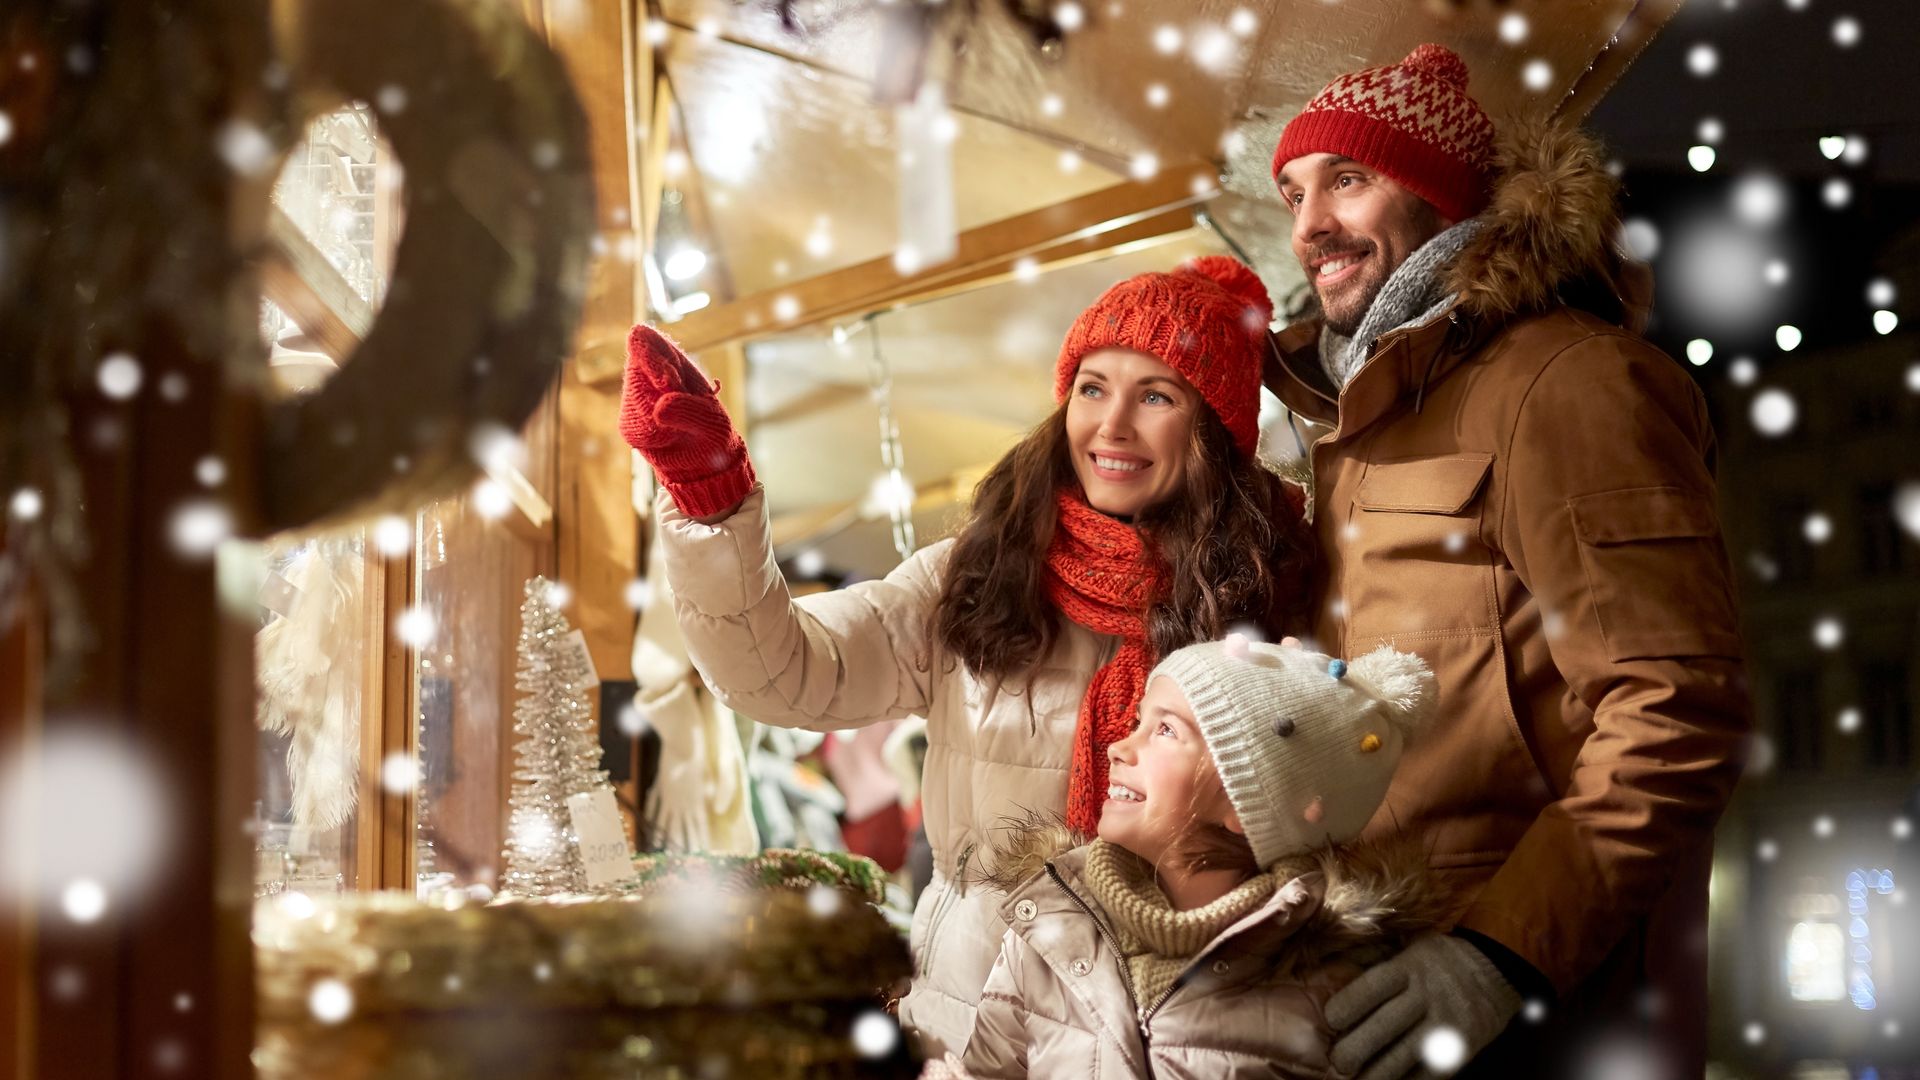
[
  {"xmin": 1272, "ymin": 43, "xmax": 1496, "ymax": 223},
  {"xmin": 1054, "ymin": 255, "xmax": 1272, "ymax": 458}
]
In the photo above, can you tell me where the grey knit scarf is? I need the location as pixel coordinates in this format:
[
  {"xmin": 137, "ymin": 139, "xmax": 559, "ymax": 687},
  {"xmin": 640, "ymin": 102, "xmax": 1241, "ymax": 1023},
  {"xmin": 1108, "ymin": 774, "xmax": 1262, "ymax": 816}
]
[{"xmin": 1318, "ymin": 218, "xmax": 1483, "ymax": 389}]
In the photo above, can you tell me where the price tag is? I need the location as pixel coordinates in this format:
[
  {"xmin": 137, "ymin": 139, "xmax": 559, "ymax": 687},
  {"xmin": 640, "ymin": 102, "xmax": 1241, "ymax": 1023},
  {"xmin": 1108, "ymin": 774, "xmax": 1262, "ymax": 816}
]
[
  {"xmin": 566, "ymin": 788, "xmax": 634, "ymax": 890},
  {"xmin": 561, "ymin": 629, "xmax": 601, "ymax": 690}
]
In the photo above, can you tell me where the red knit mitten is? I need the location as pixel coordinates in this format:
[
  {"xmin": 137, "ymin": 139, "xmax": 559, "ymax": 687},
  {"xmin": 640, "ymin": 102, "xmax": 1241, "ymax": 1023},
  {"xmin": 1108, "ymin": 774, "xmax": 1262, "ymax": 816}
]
[{"xmin": 619, "ymin": 324, "xmax": 756, "ymax": 519}]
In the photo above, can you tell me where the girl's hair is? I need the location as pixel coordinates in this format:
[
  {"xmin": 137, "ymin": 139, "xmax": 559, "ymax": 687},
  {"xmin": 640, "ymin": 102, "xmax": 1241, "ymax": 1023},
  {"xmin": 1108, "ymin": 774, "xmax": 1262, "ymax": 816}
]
[{"xmin": 930, "ymin": 397, "xmax": 1316, "ymax": 679}]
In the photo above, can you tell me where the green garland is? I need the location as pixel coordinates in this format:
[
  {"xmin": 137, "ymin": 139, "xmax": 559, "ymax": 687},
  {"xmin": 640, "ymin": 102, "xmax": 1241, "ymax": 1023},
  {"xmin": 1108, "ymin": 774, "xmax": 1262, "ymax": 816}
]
[{"xmin": 623, "ymin": 848, "xmax": 888, "ymax": 905}]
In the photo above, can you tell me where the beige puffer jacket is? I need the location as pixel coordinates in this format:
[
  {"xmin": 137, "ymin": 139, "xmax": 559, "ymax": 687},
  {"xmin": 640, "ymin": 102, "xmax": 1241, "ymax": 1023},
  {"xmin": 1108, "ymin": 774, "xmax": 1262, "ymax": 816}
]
[
  {"xmin": 961, "ymin": 826, "xmax": 1441, "ymax": 1080},
  {"xmin": 657, "ymin": 488, "xmax": 1119, "ymax": 1056}
]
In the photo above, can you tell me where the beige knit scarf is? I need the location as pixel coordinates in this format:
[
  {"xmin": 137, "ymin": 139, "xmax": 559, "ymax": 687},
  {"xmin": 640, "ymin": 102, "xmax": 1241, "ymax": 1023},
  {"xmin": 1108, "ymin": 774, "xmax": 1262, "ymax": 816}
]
[{"xmin": 1081, "ymin": 841, "xmax": 1277, "ymax": 1008}]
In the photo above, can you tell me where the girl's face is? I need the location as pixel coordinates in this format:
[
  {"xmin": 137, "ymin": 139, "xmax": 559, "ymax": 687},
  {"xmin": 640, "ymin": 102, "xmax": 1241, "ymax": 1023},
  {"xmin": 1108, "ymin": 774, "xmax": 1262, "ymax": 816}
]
[
  {"xmin": 1098, "ymin": 675, "xmax": 1241, "ymax": 865},
  {"xmin": 1064, "ymin": 349, "xmax": 1199, "ymax": 519}
]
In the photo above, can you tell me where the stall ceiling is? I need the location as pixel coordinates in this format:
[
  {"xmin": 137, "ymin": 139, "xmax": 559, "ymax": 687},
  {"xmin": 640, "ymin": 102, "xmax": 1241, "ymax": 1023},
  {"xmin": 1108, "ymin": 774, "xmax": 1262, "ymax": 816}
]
[{"xmin": 650, "ymin": 0, "xmax": 1663, "ymax": 575}]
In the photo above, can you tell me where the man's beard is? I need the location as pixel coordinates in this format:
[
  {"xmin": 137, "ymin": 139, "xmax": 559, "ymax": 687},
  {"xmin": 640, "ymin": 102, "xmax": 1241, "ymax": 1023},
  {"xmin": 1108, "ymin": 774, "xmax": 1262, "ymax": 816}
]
[{"xmin": 1311, "ymin": 246, "xmax": 1388, "ymax": 337}]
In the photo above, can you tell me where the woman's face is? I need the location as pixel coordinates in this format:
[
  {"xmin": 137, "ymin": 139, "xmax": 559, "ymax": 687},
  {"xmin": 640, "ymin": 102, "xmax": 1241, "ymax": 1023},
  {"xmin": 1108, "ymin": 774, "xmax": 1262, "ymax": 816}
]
[
  {"xmin": 1064, "ymin": 348, "xmax": 1199, "ymax": 518},
  {"xmin": 1098, "ymin": 676, "xmax": 1240, "ymax": 865}
]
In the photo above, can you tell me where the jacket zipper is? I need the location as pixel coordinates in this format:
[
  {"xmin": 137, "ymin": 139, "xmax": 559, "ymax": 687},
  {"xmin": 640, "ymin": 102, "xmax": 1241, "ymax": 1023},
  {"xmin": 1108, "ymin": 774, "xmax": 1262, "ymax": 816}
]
[
  {"xmin": 1044, "ymin": 864, "xmax": 1160, "ymax": 1080},
  {"xmin": 922, "ymin": 842, "xmax": 974, "ymax": 975}
]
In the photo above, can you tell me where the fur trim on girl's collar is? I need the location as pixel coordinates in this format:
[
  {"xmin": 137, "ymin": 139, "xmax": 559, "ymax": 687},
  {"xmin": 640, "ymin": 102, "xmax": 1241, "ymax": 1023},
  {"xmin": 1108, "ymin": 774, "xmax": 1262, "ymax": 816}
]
[
  {"xmin": 967, "ymin": 812, "xmax": 1446, "ymax": 974},
  {"xmin": 1447, "ymin": 119, "xmax": 1643, "ymax": 329}
]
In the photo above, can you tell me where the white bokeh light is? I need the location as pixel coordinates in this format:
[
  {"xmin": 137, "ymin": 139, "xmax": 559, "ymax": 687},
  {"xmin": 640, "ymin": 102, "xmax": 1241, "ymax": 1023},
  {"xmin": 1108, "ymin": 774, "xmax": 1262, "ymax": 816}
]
[
  {"xmin": 851, "ymin": 1010, "xmax": 900, "ymax": 1058},
  {"xmin": 9, "ymin": 487, "xmax": 43, "ymax": 521},
  {"xmin": 1731, "ymin": 174, "xmax": 1787, "ymax": 226},
  {"xmin": 0, "ymin": 728, "xmax": 172, "ymax": 917},
  {"xmin": 1190, "ymin": 28, "xmax": 1237, "ymax": 73},
  {"xmin": 1843, "ymin": 135, "xmax": 1870, "ymax": 165},
  {"xmin": 97, "ymin": 353, "xmax": 142, "ymax": 399},
  {"xmin": 1058, "ymin": 150, "xmax": 1082, "ymax": 174},
  {"xmin": 1686, "ymin": 340, "xmax": 1713, "ymax": 366},
  {"xmin": 1775, "ymin": 324, "xmax": 1803, "ymax": 351},
  {"xmin": 1813, "ymin": 616, "xmax": 1844, "ymax": 650},
  {"xmin": 193, "ymin": 456, "xmax": 225, "ymax": 488},
  {"xmin": 381, "ymin": 752, "xmax": 419, "ymax": 794},
  {"xmin": 1892, "ymin": 482, "xmax": 1920, "ymax": 541},
  {"xmin": 1823, "ymin": 178, "xmax": 1852, "ymax": 208},
  {"xmin": 1867, "ymin": 278, "xmax": 1896, "ymax": 307},
  {"xmin": 794, "ymin": 549, "xmax": 827, "ymax": 577},
  {"xmin": 1819, "ymin": 135, "xmax": 1846, "ymax": 161},
  {"xmin": 1687, "ymin": 145, "xmax": 1716, "ymax": 173},
  {"xmin": 772, "ymin": 294, "xmax": 801, "ymax": 322},
  {"xmin": 1757, "ymin": 838, "xmax": 1779, "ymax": 862},
  {"xmin": 1620, "ymin": 218, "xmax": 1660, "ymax": 261},
  {"xmin": 1803, "ymin": 512, "xmax": 1832, "ymax": 544},
  {"xmin": 624, "ymin": 576, "xmax": 653, "ymax": 610},
  {"xmin": 1765, "ymin": 259, "xmax": 1789, "ymax": 286},
  {"xmin": 1895, "ymin": 817, "xmax": 1913, "ymax": 841},
  {"xmin": 1744, "ymin": 1021, "xmax": 1766, "ymax": 1045},
  {"xmin": 1836, "ymin": 707, "xmax": 1861, "ymax": 734},
  {"xmin": 1229, "ymin": 8, "xmax": 1258, "ymax": 37},
  {"xmin": 473, "ymin": 479, "xmax": 512, "ymax": 520},
  {"xmin": 396, "ymin": 606, "xmax": 437, "ymax": 648},
  {"xmin": 167, "ymin": 500, "xmax": 233, "ymax": 558},
  {"xmin": 1499, "ymin": 13, "xmax": 1529, "ymax": 44},
  {"xmin": 1040, "ymin": 93, "xmax": 1063, "ymax": 118},
  {"xmin": 1728, "ymin": 357, "xmax": 1757, "ymax": 386},
  {"xmin": 1145, "ymin": 83, "xmax": 1170, "ymax": 108},
  {"xmin": 1697, "ymin": 116, "xmax": 1724, "ymax": 145},
  {"xmin": 1750, "ymin": 388, "xmax": 1797, "ymax": 436},
  {"xmin": 308, "ymin": 978, "xmax": 354, "ymax": 1024},
  {"xmin": 1872, "ymin": 310, "xmax": 1898, "ymax": 335},
  {"xmin": 1687, "ymin": 43, "xmax": 1719, "ymax": 77},
  {"xmin": 373, "ymin": 515, "xmax": 411, "ymax": 557},
  {"xmin": 61, "ymin": 878, "xmax": 108, "ymax": 923},
  {"xmin": 1420, "ymin": 1025, "xmax": 1468, "ymax": 1072},
  {"xmin": 1152, "ymin": 25, "xmax": 1181, "ymax": 54},
  {"xmin": 1051, "ymin": 2, "xmax": 1085, "ymax": 31},
  {"xmin": 1129, "ymin": 153, "xmax": 1159, "ymax": 180},
  {"xmin": 1813, "ymin": 814, "xmax": 1835, "ymax": 838},
  {"xmin": 1522, "ymin": 59, "xmax": 1552, "ymax": 92},
  {"xmin": 1832, "ymin": 16, "xmax": 1861, "ymax": 47}
]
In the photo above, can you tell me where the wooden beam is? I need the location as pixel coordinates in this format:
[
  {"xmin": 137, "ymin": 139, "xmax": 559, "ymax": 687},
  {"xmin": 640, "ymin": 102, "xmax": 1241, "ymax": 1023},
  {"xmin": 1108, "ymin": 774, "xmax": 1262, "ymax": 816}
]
[
  {"xmin": 1556, "ymin": 0, "xmax": 1686, "ymax": 123},
  {"xmin": 258, "ymin": 204, "xmax": 376, "ymax": 360},
  {"xmin": 543, "ymin": 0, "xmax": 644, "ymax": 683},
  {"xmin": 582, "ymin": 166, "xmax": 1214, "ymax": 379}
]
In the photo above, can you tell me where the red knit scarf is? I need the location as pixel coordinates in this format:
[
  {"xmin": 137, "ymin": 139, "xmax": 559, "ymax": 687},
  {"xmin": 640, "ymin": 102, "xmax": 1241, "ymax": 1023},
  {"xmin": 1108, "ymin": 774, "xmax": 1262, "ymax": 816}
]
[{"xmin": 1045, "ymin": 491, "xmax": 1166, "ymax": 835}]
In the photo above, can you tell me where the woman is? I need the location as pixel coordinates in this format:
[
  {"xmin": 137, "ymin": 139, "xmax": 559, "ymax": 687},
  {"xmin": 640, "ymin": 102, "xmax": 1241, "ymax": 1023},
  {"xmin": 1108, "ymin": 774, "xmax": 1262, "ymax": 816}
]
[{"xmin": 619, "ymin": 255, "xmax": 1316, "ymax": 1056}]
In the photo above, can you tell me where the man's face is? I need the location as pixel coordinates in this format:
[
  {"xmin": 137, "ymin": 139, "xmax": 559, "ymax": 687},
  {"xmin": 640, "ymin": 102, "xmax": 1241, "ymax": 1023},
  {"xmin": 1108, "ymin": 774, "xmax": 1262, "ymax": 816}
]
[{"xmin": 1276, "ymin": 154, "xmax": 1452, "ymax": 336}]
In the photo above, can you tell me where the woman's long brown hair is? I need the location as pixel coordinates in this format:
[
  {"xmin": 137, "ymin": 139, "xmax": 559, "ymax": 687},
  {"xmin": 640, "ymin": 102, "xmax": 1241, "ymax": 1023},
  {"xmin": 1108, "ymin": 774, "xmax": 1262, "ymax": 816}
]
[{"xmin": 930, "ymin": 399, "xmax": 1317, "ymax": 681}]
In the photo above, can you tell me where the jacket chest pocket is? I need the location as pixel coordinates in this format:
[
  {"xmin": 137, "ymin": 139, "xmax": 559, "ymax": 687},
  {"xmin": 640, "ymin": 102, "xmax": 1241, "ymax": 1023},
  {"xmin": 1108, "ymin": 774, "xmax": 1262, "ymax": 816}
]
[{"xmin": 1343, "ymin": 453, "xmax": 1497, "ymax": 637}]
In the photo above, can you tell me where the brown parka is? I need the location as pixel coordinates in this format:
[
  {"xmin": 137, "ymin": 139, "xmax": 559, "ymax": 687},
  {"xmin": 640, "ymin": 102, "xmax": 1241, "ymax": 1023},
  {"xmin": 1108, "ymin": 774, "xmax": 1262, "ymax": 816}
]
[{"xmin": 1265, "ymin": 121, "xmax": 1750, "ymax": 1071}]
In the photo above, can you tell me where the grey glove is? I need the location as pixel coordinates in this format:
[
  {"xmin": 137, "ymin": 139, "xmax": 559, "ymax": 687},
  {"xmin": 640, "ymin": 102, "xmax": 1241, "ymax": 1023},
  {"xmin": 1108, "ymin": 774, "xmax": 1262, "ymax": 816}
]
[{"xmin": 1326, "ymin": 932, "xmax": 1522, "ymax": 1079}]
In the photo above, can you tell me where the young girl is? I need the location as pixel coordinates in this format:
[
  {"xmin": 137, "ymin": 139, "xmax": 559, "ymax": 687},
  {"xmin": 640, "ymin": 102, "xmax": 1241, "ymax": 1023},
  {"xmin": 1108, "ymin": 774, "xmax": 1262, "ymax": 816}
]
[
  {"xmin": 619, "ymin": 257, "xmax": 1315, "ymax": 1055},
  {"xmin": 961, "ymin": 636, "xmax": 1444, "ymax": 1078}
]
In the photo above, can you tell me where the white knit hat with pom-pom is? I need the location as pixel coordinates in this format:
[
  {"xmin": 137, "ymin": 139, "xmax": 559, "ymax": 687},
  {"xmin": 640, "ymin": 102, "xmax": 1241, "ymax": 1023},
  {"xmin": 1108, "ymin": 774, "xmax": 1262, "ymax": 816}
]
[{"xmin": 1150, "ymin": 635, "xmax": 1437, "ymax": 867}]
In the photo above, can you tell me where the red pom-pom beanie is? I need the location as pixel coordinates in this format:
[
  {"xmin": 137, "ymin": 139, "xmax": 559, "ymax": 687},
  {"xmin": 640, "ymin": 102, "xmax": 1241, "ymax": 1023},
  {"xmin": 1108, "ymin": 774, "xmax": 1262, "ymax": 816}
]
[
  {"xmin": 1054, "ymin": 255, "xmax": 1272, "ymax": 458},
  {"xmin": 1271, "ymin": 43, "xmax": 1496, "ymax": 224}
]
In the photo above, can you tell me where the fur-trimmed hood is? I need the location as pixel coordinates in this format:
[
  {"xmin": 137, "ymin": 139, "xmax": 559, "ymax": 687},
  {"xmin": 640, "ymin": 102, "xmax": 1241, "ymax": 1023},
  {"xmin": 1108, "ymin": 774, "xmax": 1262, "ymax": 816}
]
[
  {"xmin": 971, "ymin": 813, "xmax": 1448, "ymax": 978},
  {"xmin": 1447, "ymin": 118, "xmax": 1650, "ymax": 333}
]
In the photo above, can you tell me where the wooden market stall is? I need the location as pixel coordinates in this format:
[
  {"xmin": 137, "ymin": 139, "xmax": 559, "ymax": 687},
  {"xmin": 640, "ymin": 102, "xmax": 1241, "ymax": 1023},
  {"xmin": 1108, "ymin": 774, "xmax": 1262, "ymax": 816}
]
[{"xmin": 0, "ymin": 0, "xmax": 1679, "ymax": 1075}]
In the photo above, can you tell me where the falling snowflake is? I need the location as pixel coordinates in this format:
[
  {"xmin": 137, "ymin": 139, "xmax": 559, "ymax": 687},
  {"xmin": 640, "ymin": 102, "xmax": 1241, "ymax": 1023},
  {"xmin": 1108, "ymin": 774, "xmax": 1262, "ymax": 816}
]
[
  {"xmin": 1757, "ymin": 838, "xmax": 1779, "ymax": 861},
  {"xmin": 395, "ymin": 606, "xmax": 437, "ymax": 647},
  {"xmin": 215, "ymin": 119, "xmax": 275, "ymax": 177},
  {"xmin": 1058, "ymin": 150, "xmax": 1082, "ymax": 174},
  {"xmin": 1522, "ymin": 59, "xmax": 1553, "ymax": 92},
  {"xmin": 1836, "ymin": 707, "xmax": 1861, "ymax": 733},
  {"xmin": 1420, "ymin": 1026, "xmax": 1468, "ymax": 1072},
  {"xmin": 1823, "ymin": 178, "xmax": 1852, "ymax": 208},
  {"xmin": 1697, "ymin": 116, "xmax": 1724, "ymax": 144},
  {"xmin": 194, "ymin": 456, "xmax": 225, "ymax": 488},
  {"xmin": 1812, "ymin": 616, "xmax": 1844, "ymax": 650},
  {"xmin": 1052, "ymin": 2, "xmax": 1085, "ymax": 31},
  {"xmin": 1842, "ymin": 135, "xmax": 1870, "ymax": 165},
  {"xmin": 308, "ymin": 978, "xmax": 354, "ymax": 1024},
  {"xmin": 473, "ymin": 479, "xmax": 513, "ymax": 520},
  {"xmin": 1229, "ymin": 9, "xmax": 1258, "ymax": 37},
  {"xmin": 97, "ymin": 352, "xmax": 142, "ymax": 399},
  {"xmin": 1743, "ymin": 1021, "xmax": 1765, "ymax": 1045},
  {"xmin": 1867, "ymin": 278, "xmax": 1896, "ymax": 306},
  {"xmin": 1620, "ymin": 219, "xmax": 1660, "ymax": 261},
  {"xmin": 9, "ymin": 487, "xmax": 43, "ymax": 521},
  {"xmin": 1803, "ymin": 512, "xmax": 1832, "ymax": 544},
  {"xmin": 1765, "ymin": 259, "xmax": 1790, "ymax": 286},
  {"xmin": 1731, "ymin": 174, "xmax": 1787, "ymax": 226},
  {"xmin": 1832, "ymin": 16, "xmax": 1861, "ymax": 47},
  {"xmin": 168, "ymin": 500, "xmax": 233, "ymax": 558},
  {"xmin": 373, "ymin": 515, "xmax": 412, "ymax": 557},
  {"xmin": 381, "ymin": 752, "xmax": 419, "ymax": 794},
  {"xmin": 851, "ymin": 1010, "xmax": 900, "ymax": 1058},
  {"xmin": 617, "ymin": 703, "xmax": 648, "ymax": 737},
  {"xmin": 1687, "ymin": 43, "xmax": 1719, "ymax": 77},
  {"xmin": 1151, "ymin": 25, "xmax": 1181, "ymax": 54},
  {"xmin": 1813, "ymin": 814, "xmax": 1835, "ymax": 838},
  {"xmin": 1750, "ymin": 388, "xmax": 1797, "ymax": 436},
  {"xmin": 1499, "ymin": 13, "xmax": 1529, "ymax": 44},
  {"xmin": 61, "ymin": 878, "xmax": 108, "ymax": 923},
  {"xmin": 1894, "ymin": 817, "xmax": 1913, "ymax": 841}
]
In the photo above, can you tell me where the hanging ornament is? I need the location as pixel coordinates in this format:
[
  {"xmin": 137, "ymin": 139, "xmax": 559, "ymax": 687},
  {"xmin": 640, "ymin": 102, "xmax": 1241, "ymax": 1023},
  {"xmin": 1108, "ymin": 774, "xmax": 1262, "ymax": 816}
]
[{"xmin": 863, "ymin": 318, "xmax": 917, "ymax": 563}]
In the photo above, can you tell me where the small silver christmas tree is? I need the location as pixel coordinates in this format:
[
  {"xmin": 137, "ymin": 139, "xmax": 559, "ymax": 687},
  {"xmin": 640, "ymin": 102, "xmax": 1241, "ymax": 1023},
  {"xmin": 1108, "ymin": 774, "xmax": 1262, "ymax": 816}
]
[{"xmin": 500, "ymin": 576, "xmax": 612, "ymax": 896}]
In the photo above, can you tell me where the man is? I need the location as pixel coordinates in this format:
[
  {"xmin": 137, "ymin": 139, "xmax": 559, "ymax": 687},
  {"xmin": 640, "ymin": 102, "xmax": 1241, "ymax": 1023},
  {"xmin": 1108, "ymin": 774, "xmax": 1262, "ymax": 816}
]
[{"xmin": 1263, "ymin": 44, "xmax": 1750, "ymax": 1078}]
